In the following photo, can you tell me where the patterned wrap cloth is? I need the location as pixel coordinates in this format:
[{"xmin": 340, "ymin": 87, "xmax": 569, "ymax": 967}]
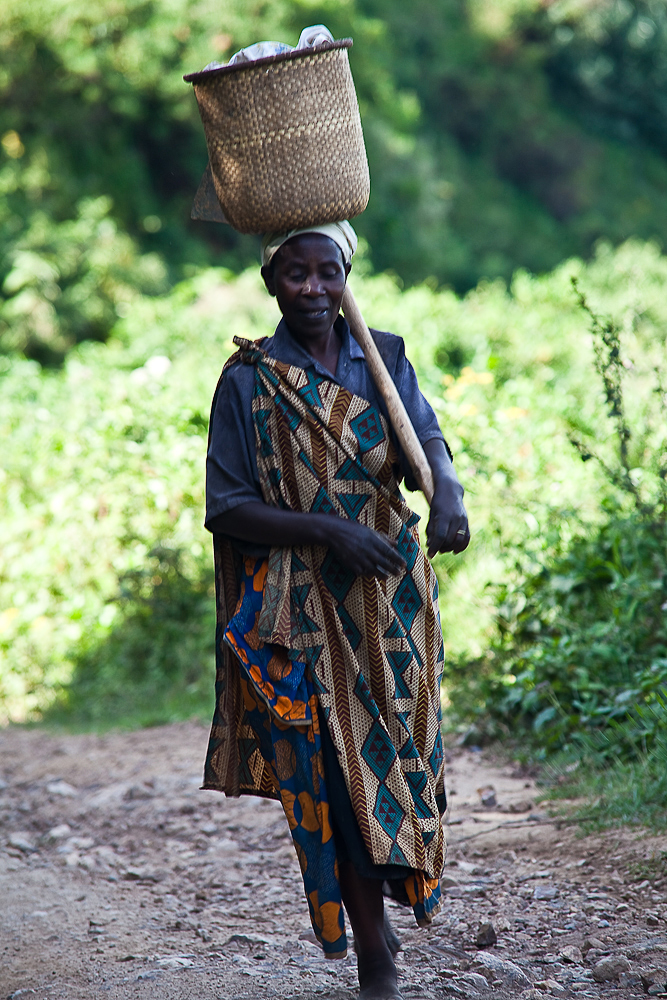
[{"xmin": 204, "ymin": 336, "xmax": 446, "ymax": 957}]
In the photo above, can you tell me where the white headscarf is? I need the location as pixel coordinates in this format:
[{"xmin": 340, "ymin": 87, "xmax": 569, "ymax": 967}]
[{"xmin": 261, "ymin": 221, "xmax": 357, "ymax": 268}]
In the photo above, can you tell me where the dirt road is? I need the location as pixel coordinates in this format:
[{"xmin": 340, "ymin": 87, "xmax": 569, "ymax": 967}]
[{"xmin": 1, "ymin": 722, "xmax": 666, "ymax": 1000}]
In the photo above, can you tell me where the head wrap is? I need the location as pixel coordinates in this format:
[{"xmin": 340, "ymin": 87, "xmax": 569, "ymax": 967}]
[{"xmin": 261, "ymin": 221, "xmax": 357, "ymax": 268}]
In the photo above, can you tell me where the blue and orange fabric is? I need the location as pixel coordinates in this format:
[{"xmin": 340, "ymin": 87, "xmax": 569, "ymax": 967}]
[
  {"xmin": 226, "ymin": 555, "xmax": 441, "ymax": 956},
  {"xmin": 228, "ymin": 556, "xmax": 345, "ymax": 956},
  {"xmin": 226, "ymin": 557, "xmax": 313, "ymax": 726}
]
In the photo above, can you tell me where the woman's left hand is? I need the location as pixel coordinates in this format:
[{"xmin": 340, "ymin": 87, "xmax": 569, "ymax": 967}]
[
  {"xmin": 426, "ymin": 479, "xmax": 470, "ymax": 557},
  {"xmin": 422, "ymin": 438, "xmax": 470, "ymax": 558}
]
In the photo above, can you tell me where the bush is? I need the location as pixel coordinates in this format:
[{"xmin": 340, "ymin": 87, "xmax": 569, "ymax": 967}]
[
  {"xmin": 47, "ymin": 545, "xmax": 216, "ymax": 729},
  {"xmin": 0, "ymin": 196, "xmax": 167, "ymax": 362},
  {"xmin": 0, "ymin": 266, "xmax": 280, "ymax": 724},
  {"xmin": 5, "ymin": 0, "xmax": 667, "ymax": 337},
  {"xmin": 470, "ymin": 513, "xmax": 667, "ymax": 754},
  {"xmin": 3, "ymin": 239, "xmax": 667, "ymax": 737},
  {"xmin": 447, "ymin": 273, "xmax": 667, "ymax": 767}
]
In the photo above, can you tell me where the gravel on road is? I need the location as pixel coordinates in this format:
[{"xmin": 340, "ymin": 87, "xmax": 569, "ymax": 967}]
[{"xmin": 1, "ymin": 721, "xmax": 666, "ymax": 1000}]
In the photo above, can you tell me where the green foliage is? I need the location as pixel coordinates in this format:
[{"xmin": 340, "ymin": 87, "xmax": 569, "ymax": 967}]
[
  {"xmin": 1, "ymin": 238, "xmax": 664, "ymax": 738},
  {"xmin": 548, "ymin": 750, "xmax": 667, "ymax": 831},
  {"xmin": 0, "ymin": 266, "xmax": 281, "ymax": 724},
  {"xmin": 5, "ymin": 0, "xmax": 667, "ymax": 360},
  {"xmin": 346, "ymin": 0, "xmax": 667, "ymax": 286},
  {"xmin": 546, "ymin": 699, "xmax": 667, "ymax": 829},
  {"xmin": 0, "ymin": 196, "xmax": 167, "ymax": 362},
  {"xmin": 469, "ymin": 515, "xmax": 667, "ymax": 753},
  {"xmin": 47, "ymin": 545, "xmax": 216, "ymax": 729},
  {"xmin": 0, "ymin": 0, "xmax": 263, "ymax": 361},
  {"xmin": 446, "ymin": 265, "xmax": 667, "ymax": 767},
  {"xmin": 543, "ymin": 0, "xmax": 667, "ymax": 156}
]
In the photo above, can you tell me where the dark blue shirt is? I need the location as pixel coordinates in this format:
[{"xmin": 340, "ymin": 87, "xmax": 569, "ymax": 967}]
[{"xmin": 205, "ymin": 315, "xmax": 444, "ymax": 530}]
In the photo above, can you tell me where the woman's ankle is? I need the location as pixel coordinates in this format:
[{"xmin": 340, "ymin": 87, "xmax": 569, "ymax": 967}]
[{"xmin": 357, "ymin": 942, "xmax": 397, "ymax": 985}]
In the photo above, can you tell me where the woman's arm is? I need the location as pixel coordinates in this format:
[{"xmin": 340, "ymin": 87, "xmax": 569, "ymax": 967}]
[
  {"xmin": 208, "ymin": 439, "xmax": 469, "ymax": 571},
  {"xmin": 377, "ymin": 335, "xmax": 469, "ymax": 556},
  {"xmin": 423, "ymin": 438, "xmax": 470, "ymax": 558},
  {"xmin": 208, "ymin": 504, "xmax": 406, "ymax": 580}
]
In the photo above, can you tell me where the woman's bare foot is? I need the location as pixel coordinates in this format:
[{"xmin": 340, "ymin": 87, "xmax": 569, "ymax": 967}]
[
  {"xmin": 338, "ymin": 862, "xmax": 403, "ymax": 999},
  {"xmin": 357, "ymin": 943, "xmax": 401, "ymax": 1000}
]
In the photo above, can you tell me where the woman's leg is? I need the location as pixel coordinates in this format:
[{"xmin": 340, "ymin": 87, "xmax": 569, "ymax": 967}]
[{"xmin": 339, "ymin": 861, "xmax": 401, "ymax": 1000}]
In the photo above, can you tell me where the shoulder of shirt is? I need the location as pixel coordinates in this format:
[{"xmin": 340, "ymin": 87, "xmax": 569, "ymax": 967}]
[
  {"xmin": 218, "ymin": 335, "xmax": 274, "ymax": 386},
  {"xmin": 367, "ymin": 328, "xmax": 405, "ymax": 371}
]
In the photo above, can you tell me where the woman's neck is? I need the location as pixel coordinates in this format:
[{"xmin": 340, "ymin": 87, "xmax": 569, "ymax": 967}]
[{"xmin": 288, "ymin": 320, "xmax": 342, "ymax": 377}]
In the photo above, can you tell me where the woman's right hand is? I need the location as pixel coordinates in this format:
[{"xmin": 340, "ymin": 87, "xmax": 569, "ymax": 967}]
[
  {"xmin": 326, "ymin": 518, "xmax": 406, "ymax": 581},
  {"xmin": 209, "ymin": 502, "xmax": 406, "ymax": 580}
]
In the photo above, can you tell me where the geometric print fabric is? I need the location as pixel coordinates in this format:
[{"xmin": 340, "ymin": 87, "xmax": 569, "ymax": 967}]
[{"xmin": 203, "ymin": 337, "xmax": 446, "ymax": 939}]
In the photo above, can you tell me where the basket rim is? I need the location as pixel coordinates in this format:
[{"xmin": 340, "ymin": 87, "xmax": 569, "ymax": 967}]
[{"xmin": 183, "ymin": 38, "xmax": 352, "ymax": 84}]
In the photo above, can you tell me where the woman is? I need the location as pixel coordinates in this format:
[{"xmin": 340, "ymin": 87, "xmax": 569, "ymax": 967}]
[{"xmin": 204, "ymin": 221, "xmax": 469, "ymax": 1000}]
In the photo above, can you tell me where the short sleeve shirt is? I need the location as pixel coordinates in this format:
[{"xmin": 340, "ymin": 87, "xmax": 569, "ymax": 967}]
[{"xmin": 205, "ymin": 315, "xmax": 444, "ymax": 530}]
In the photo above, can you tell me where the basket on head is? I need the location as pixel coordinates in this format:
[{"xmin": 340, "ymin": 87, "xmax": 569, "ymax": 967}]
[{"xmin": 184, "ymin": 40, "xmax": 370, "ymax": 235}]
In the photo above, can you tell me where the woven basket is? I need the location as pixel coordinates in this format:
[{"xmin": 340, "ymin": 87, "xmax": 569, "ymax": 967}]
[{"xmin": 184, "ymin": 41, "xmax": 370, "ymax": 234}]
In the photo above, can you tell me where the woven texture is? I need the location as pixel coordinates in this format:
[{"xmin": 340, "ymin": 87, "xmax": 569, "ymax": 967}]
[{"xmin": 190, "ymin": 44, "xmax": 370, "ymax": 234}]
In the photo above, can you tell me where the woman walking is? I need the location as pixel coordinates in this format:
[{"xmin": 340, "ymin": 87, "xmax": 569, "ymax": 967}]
[{"xmin": 204, "ymin": 221, "xmax": 469, "ymax": 1000}]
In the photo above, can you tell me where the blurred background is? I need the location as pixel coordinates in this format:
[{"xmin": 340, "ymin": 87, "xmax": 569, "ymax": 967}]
[{"xmin": 1, "ymin": 0, "xmax": 666, "ymax": 826}]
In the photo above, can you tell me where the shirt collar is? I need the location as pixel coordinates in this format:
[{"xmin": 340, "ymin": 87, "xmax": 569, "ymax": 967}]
[
  {"xmin": 269, "ymin": 314, "xmax": 365, "ymax": 379},
  {"xmin": 347, "ymin": 318, "xmax": 365, "ymax": 360}
]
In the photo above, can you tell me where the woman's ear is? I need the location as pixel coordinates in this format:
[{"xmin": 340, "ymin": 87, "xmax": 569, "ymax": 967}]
[
  {"xmin": 345, "ymin": 262, "xmax": 352, "ymax": 279},
  {"xmin": 261, "ymin": 265, "xmax": 276, "ymax": 297}
]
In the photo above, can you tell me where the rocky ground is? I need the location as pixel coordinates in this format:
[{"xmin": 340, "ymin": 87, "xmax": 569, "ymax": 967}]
[{"xmin": 1, "ymin": 721, "xmax": 666, "ymax": 1000}]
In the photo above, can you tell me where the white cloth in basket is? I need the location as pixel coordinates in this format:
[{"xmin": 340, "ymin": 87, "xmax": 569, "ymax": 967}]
[{"xmin": 202, "ymin": 25, "xmax": 334, "ymax": 72}]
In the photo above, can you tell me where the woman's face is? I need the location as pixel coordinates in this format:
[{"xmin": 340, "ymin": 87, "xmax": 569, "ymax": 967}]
[{"xmin": 261, "ymin": 234, "xmax": 351, "ymax": 343}]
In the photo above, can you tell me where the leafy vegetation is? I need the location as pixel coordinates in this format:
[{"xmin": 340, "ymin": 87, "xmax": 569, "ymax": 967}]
[
  {"xmin": 2, "ymin": 0, "xmax": 667, "ymax": 826},
  {"xmin": 548, "ymin": 751, "xmax": 667, "ymax": 831},
  {"xmin": 2, "ymin": 240, "xmax": 665, "ymax": 749},
  {"xmin": 49, "ymin": 545, "xmax": 216, "ymax": 730},
  {"xmin": 0, "ymin": 267, "xmax": 278, "ymax": 724},
  {"xmin": 446, "ymin": 270, "xmax": 667, "ymax": 764},
  {"xmin": 5, "ymin": 0, "xmax": 667, "ymax": 360},
  {"xmin": 432, "ymin": 250, "xmax": 667, "ymax": 827}
]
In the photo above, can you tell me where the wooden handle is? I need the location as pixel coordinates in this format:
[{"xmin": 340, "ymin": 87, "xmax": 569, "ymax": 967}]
[{"xmin": 342, "ymin": 285, "xmax": 435, "ymax": 504}]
